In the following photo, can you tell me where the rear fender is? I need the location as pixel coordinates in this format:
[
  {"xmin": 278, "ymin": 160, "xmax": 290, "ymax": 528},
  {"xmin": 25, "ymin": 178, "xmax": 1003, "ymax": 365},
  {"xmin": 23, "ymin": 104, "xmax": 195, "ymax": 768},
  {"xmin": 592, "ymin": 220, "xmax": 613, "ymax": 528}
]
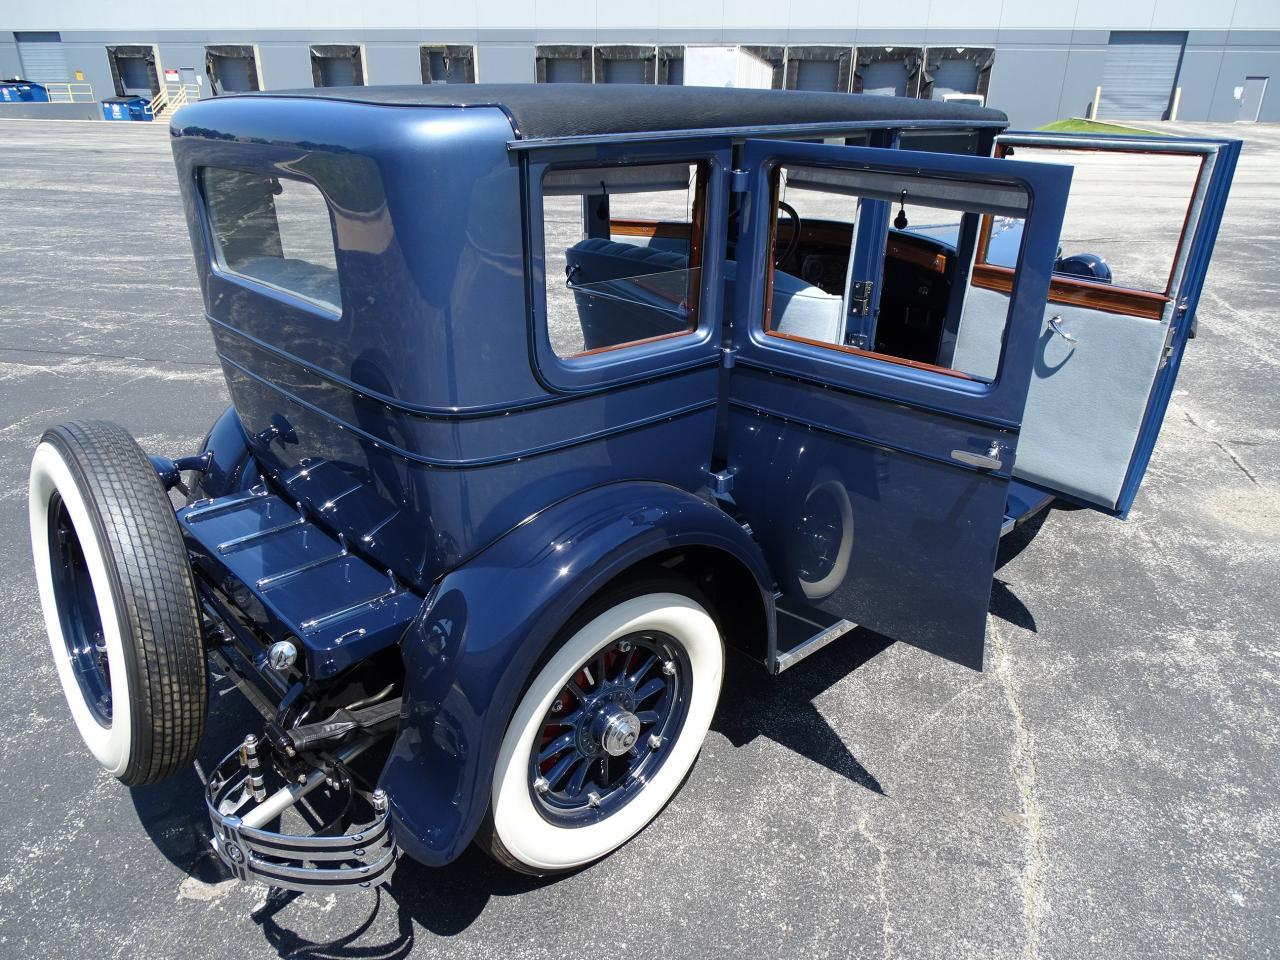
[
  {"xmin": 189, "ymin": 406, "xmax": 262, "ymax": 501},
  {"xmin": 378, "ymin": 480, "xmax": 774, "ymax": 866}
]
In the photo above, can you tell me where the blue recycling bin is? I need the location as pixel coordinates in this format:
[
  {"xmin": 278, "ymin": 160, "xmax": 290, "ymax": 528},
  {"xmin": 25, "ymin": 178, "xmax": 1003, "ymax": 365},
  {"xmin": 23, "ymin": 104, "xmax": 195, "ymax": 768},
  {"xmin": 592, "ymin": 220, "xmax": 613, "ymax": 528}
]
[
  {"xmin": 101, "ymin": 96, "xmax": 152, "ymax": 121},
  {"xmin": 0, "ymin": 81, "xmax": 50, "ymax": 103}
]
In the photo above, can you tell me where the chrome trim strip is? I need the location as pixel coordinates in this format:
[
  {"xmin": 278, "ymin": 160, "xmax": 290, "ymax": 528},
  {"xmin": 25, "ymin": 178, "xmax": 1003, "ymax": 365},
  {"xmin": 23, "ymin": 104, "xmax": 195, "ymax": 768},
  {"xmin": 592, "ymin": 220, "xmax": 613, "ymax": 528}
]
[
  {"xmin": 299, "ymin": 581, "xmax": 401, "ymax": 634},
  {"xmin": 216, "ymin": 516, "xmax": 306, "ymax": 553},
  {"xmin": 182, "ymin": 489, "xmax": 267, "ymax": 521},
  {"xmin": 255, "ymin": 549, "xmax": 348, "ymax": 590}
]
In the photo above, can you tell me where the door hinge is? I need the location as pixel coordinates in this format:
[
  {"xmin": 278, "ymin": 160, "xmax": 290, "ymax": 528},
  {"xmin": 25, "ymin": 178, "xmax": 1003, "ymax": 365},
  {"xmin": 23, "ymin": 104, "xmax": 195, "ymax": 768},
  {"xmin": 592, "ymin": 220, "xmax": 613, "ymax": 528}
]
[
  {"xmin": 730, "ymin": 169, "xmax": 749, "ymax": 193},
  {"xmin": 721, "ymin": 345, "xmax": 738, "ymax": 368},
  {"xmin": 849, "ymin": 280, "xmax": 874, "ymax": 316}
]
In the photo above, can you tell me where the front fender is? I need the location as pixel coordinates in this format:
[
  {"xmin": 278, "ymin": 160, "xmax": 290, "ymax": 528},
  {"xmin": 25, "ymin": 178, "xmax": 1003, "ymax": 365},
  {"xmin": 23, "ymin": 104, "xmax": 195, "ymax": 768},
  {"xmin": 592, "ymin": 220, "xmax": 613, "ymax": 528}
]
[{"xmin": 378, "ymin": 480, "xmax": 774, "ymax": 866}]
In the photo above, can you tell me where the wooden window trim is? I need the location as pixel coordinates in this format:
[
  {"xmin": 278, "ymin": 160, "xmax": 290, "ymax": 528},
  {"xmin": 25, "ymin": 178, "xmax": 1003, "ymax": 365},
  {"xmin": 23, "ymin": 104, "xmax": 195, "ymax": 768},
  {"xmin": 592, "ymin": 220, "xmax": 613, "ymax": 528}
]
[
  {"xmin": 971, "ymin": 262, "xmax": 1169, "ymax": 321},
  {"xmin": 608, "ymin": 218, "xmax": 692, "ymax": 239}
]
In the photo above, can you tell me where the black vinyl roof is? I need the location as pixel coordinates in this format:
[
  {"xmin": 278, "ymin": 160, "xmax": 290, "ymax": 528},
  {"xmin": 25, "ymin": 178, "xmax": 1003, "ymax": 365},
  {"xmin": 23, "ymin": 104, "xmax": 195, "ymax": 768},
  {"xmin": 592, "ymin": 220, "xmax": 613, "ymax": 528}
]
[{"xmin": 245, "ymin": 83, "xmax": 1007, "ymax": 140}]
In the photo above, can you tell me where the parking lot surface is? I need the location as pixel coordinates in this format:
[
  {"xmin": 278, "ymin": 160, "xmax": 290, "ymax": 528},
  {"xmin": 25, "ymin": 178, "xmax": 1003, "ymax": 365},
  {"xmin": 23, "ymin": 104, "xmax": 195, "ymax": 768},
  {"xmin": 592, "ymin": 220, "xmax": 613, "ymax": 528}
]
[{"xmin": 0, "ymin": 118, "xmax": 1275, "ymax": 960}]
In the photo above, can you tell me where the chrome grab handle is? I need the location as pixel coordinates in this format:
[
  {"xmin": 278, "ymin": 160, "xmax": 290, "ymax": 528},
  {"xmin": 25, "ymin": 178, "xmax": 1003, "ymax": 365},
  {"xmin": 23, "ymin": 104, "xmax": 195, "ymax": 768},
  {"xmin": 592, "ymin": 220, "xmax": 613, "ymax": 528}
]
[
  {"xmin": 951, "ymin": 442, "xmax": 1005, "ymax": 471},
  {"xmin": 1049, "ymin": 315, "xmax": 1077, "ymax": 343}
]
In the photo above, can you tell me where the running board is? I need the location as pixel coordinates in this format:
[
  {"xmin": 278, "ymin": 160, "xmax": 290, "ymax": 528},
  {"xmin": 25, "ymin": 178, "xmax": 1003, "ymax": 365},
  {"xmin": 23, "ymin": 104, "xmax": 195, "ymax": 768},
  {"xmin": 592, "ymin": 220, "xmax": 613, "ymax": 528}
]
[{"xmin": 772, "ymin": 597, "xmax": 857, "ymax": 674}]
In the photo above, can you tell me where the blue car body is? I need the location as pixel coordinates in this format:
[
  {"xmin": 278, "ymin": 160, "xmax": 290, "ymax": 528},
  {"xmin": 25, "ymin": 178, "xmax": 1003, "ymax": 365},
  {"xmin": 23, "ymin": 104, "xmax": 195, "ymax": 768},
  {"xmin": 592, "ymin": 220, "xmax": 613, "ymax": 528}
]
[{"xmin": 162, "ymin": 85, "xmax": 1238, "ymax": 873}]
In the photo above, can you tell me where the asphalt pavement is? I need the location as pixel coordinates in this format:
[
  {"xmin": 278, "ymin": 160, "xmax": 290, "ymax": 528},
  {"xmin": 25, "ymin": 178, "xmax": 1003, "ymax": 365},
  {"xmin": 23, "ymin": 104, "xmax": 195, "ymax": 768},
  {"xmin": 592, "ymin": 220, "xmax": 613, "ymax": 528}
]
[{"xmin": 0, "ymin": 117, "xmax": 1275, "ymax": 960}]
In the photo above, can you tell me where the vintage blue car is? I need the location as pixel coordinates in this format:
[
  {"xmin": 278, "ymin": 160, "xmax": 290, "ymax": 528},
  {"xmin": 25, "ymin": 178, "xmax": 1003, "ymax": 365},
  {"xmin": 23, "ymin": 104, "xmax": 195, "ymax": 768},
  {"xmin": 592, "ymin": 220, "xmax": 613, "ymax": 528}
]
[{"xmin": 28, "ymin": 85, "xmax": 1238, "ymax": 891}]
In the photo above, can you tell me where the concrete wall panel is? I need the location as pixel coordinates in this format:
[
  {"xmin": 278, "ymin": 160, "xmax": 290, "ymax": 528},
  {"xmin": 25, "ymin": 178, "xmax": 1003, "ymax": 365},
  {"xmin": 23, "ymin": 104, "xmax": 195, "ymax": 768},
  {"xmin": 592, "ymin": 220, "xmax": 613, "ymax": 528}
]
[
  {"xmin": 257, "ymin": 44, "xmax": 313, "ymax": 90},
  {"xmin": 1174, "ymin": 47, "xmax": 1225, "ymax": 120},
  {"xmin": 364, "ymin": 43, "xmax": 422, "ymax": 85},
  {"xmin": 1058, "ymin": 46, "xmax": 1109, "ymax": 120},
  {"xmin": 476, "ymin": 43, "xmax": 537, "ymax": 83},
  {"xmin": 986, "ymin": 45, "xmax": 1071, "ymax": 128}
]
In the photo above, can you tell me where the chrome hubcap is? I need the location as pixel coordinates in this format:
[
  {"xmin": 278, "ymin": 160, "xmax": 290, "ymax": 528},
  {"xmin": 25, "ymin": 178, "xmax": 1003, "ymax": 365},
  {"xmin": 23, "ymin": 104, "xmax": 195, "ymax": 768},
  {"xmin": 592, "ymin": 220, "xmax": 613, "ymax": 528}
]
[{"xmin": 595, "ymin": 706, "xmax": 641, "ymax": 756}]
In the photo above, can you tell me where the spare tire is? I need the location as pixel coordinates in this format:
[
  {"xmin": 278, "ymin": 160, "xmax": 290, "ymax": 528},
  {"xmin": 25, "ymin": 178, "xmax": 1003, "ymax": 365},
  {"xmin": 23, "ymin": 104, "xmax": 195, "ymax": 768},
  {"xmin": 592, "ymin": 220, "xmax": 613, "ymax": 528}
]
[{"xmin": 29, "ymin": 421, "xmax": 207, "ymax": 785}]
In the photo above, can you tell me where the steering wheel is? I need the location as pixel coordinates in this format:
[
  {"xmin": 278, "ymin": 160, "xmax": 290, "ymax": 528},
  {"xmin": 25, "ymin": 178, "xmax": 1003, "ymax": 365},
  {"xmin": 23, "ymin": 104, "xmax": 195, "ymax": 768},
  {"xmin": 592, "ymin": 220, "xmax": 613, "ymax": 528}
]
[{"xmin": 776, "ymin": 201, "xmax": 802, "ymax": 269}]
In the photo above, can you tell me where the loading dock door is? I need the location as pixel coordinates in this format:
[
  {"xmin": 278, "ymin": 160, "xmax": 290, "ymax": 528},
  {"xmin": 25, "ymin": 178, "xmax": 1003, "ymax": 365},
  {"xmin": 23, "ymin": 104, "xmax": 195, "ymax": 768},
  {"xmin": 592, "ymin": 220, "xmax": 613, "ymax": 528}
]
[
  {"xmin": 211, "ymin": 56, "xmax": 253, "ymax": 92},
  {"xmin": 1100, "ymin": 32, "xmax": 1186, "ymax": 119},
  {"xmin": 861, "ymin": 61, "xmax": 907, "ymax": 96},
  {"xmin": 932, "ymin": 58, "xmax": 979, "ymax": 98},
  {"xmin": 15, "ymin": 32, "xmax": 68, "ymax": 82}
]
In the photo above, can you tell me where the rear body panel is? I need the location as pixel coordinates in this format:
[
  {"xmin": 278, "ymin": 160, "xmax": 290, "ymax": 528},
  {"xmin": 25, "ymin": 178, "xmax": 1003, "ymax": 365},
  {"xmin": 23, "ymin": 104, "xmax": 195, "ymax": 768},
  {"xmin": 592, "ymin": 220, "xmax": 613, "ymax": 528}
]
[{"xmin": 172, "ymin": 98, "xmax": 720, "ymax": 592}]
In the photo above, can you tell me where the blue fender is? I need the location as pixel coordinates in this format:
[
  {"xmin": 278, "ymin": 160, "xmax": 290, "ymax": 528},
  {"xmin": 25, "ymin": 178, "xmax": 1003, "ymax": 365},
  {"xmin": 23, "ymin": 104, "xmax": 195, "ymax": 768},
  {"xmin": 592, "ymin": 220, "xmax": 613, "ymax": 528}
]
[
  {"xmin": 189, "ymin": 406, "xmax": 262, "ymax": 500},
  {"xmin": 377, "ymin": 480, "xmax": 775, "ymax": 866}
]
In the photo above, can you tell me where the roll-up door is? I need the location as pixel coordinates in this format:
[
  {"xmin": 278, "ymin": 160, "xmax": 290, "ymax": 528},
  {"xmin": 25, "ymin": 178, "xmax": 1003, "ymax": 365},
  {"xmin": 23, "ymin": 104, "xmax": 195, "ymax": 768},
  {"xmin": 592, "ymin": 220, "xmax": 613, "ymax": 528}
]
[
  {"xmin": 16, "ymin": 32, "xmax": 68, "ymax": 82},
  {"xmin": 211, "ymin": 56, "xmax": 253, "ymax": 92},
  {"xmin": 932, "ymin": 58, "xmax": 979, "ymax": 98},
  {"xmin": 1099, "ymin": 32, "xmax": 1186, "ymax": 120},
  {"xmin": 861, "ymin": 61, "xmax": 907, "ymax": 97}
]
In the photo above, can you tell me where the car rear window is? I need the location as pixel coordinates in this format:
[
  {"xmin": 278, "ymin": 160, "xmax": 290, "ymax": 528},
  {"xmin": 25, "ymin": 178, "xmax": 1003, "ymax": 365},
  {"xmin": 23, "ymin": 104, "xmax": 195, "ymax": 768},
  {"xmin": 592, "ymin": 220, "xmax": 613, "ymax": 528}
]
[{"xmin": 201, "ymin": 168, "xmax": 341, "ymax": 315}]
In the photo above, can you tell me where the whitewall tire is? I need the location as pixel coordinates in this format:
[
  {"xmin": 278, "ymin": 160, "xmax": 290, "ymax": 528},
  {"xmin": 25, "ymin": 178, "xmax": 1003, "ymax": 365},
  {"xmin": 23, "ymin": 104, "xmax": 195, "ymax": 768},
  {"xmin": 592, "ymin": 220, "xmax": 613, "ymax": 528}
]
[
  {"xmin": 484, "ymin": 585, "xmax": 724, "ymax": 874},
  {"xmin": 29, "ymin": 421, "xmax": 206, "ymax": 785}
]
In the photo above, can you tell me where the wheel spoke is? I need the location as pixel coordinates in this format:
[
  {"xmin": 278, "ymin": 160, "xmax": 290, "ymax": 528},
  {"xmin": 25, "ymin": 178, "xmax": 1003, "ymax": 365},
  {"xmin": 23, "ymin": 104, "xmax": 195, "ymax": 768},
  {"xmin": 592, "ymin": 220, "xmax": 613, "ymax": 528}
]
[
  {"xmin": 625, "ymin": 654, "xmax": 657, "ymax": 688},
  {"xmin": 635, "ymin": 677, "xmax": 666, "ymax": 703},
  {"xmin": 566, "ymin": 680, "xmax": 588, "ymax": 703},
  {"xmin": 538, "ymin": 730, "xmax": 576, "ymax": 764},
  {"xmin": 567, "ymin": 756, "xmax": 593, "ymax": 797},
  {"xmin": 544, "ymin": 750, "xmax": 581, "ymax": 789}
]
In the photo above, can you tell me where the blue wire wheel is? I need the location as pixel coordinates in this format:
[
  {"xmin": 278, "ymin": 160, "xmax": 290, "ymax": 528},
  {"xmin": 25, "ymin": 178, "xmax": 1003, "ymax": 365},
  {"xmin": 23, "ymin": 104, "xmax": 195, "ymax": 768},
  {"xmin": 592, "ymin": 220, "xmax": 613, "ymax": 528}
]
[
  {"xmin": 47, "ymin": 491, "xmax": 113, "ymax": 726},
  {"xmin": 529, "ymin": 630, "xmax": 691, "ymax": 825},
  {"xmin": 489, "ymin": 590, "xmax": 724, "ymax": 873}
]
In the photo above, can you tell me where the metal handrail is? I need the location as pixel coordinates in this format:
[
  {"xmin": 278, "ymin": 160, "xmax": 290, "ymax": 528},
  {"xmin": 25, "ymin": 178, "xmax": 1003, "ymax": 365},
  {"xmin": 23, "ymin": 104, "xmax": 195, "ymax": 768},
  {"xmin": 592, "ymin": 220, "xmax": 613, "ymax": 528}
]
[{"xmin": 43, "ymin": 82, "xmax": 95, "ymax": 104}]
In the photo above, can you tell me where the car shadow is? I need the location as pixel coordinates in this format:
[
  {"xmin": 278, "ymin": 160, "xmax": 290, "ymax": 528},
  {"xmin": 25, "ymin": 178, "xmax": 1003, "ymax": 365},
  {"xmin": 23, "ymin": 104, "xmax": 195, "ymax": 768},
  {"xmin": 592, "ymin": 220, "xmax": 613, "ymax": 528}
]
[
  {"xmin": 711, "ymin": 628, "xmax": 894, "ymax": 795},
  {"xmin": 122, "ymin": 624, "xmax": 936, "ymax": 950}
]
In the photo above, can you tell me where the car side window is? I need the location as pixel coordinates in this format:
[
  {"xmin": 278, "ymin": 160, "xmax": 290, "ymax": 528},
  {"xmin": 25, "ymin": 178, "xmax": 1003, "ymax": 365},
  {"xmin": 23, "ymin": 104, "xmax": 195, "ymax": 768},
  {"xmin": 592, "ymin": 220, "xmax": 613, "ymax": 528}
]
[
  {"xmin": 542, "ymin": 162, "xmax": 708, "ymax": 359},
  {"xmin": 202, "ymin": 168, "xmax": 341, "ymax": 315},
  {"xmin": 765, "ymin": 164, "xmax": 1028, "ymax": 382},
  {"xmin": 973, "ymin": 145, "xmax": 1203, "ymax": 320}
]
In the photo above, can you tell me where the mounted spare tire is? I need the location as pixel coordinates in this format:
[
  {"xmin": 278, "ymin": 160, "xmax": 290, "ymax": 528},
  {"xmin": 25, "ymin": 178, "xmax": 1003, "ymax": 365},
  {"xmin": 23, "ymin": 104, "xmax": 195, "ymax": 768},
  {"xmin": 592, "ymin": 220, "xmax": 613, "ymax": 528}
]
[{"xmin": 29, "ymin": 421, "xmax": 207, "ymax": 785}]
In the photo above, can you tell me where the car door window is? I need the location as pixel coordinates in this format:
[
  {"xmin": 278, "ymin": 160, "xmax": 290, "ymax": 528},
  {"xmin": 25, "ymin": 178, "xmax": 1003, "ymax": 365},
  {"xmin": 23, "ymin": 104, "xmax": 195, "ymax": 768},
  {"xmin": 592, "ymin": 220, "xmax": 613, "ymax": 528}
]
[{"xmin": 766, "ymin": 163, "xmax": 1027, "ymax": 382}]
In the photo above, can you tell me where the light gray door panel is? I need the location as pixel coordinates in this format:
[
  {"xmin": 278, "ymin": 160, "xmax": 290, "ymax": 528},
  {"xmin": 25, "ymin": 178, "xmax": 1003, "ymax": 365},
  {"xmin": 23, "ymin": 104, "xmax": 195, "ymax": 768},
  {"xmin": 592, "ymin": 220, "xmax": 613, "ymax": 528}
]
[{"xmin": 953, "ymin": 288, "xmax": 1166, "ymax": 506}]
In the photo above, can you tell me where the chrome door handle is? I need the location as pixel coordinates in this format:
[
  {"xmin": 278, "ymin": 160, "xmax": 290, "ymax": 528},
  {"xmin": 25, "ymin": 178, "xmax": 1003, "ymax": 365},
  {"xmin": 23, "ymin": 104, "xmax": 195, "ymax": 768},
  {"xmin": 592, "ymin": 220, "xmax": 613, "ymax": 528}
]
[
  {"xmin": 1048, "ymin": 315, "xmax": 1077, "ymax": 343},
  {"xmin": 951, "ymin": 442, "xmax": 1005, "ymax": 470}
]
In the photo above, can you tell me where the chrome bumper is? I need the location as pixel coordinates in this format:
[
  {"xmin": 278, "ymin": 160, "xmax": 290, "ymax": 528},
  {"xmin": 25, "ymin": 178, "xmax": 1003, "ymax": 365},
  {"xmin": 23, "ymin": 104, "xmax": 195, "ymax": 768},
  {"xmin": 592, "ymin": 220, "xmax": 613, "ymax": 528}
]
[{"xmin": 205, "ymin": 737, "xmax": 397, "ymax": 893}]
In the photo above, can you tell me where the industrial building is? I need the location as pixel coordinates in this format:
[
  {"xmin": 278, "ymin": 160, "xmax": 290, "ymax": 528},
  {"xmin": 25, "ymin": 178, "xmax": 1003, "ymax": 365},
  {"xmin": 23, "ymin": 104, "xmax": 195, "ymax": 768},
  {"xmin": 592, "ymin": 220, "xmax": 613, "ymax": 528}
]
[{"xmin": 1, "ymin": 1, "xmax": 1276, "ymax": 126}]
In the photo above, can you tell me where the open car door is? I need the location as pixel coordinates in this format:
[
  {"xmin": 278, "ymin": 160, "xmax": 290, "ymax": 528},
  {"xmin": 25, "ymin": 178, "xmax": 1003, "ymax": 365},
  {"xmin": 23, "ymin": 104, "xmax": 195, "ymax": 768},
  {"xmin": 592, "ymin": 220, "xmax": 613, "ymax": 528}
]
[
  {"xmin": 721, "ymin": 139, "xmax": 1073, "ymax": 670},
  {"xmin": 952, "ymin": 132, "xmax": 1240, "ymax": 516}
]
